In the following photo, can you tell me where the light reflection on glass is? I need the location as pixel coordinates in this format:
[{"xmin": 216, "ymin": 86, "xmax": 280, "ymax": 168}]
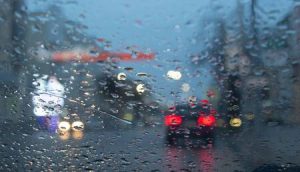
[
  {"xmin": 58, "ymin": 131, "xmax": 84, "ymax": 141},
  {"xmin": 164, "ymin": 141, "xmax": 216, "ymax": 171},
  {"xmin": 198, "ymin": 146, "xmax": 215, "ymax": 172},
  {"xmin": 32, "ymin": 75, "xmax": 65, "ymax": 132},
  {"xmin": 72, "ymin": 131, "xmax": 84, "ymax": 140},
  {"xmin": 58, "ymin": 131, "xmax": 70, "ymax": 141},
  {"xmin": 164, "ymin": 146, "xmax": 183, "ymax": 171}
]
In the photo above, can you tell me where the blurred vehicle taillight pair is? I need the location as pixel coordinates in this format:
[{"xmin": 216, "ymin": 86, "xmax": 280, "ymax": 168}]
[{"xmin": 164, "ymin": 114, "xmax": 216, "ymax": 127}]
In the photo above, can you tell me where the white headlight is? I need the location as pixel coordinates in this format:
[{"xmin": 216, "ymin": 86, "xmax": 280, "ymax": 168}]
[
  {"xmin": 117, "ymin": 73, "xmax": 127, "ymax": 81},
  {"xmin": 58, "ymin": 121, "xmax": 71, "ymax": 132},
  {"xmin": 71, "ymin": 121, "xmax": 85, "ymax": 131},
  {"xmin": 167, "ymin": 70, "xmax": 182, "ymax": 80},
  {"xmin": 136, "ymin": 84, "xmax": 145, "ymax": 94}
]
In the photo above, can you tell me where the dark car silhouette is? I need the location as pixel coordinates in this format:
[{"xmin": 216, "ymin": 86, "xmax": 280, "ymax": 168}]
[{"xmin": 164, "ymin": 100, "xmax": 217, "ymax": 144}]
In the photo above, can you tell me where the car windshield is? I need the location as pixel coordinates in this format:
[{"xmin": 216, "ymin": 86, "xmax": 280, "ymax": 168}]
[{"xmin": 1, "ymin": 0, "xmax": 300, "ymax": 171}]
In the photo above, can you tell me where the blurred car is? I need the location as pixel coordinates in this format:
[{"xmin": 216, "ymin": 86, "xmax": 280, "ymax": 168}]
[
  {"xmin": 164, "ymin": 100, "xmax": 217, "ymax": 143},
  {"xmin": 58, "ymin": 113, "xmax": 85, "ymax": 132},
  {"xmin": 95, "ymin": 65, "xmax": 159, "ymax": 126}
]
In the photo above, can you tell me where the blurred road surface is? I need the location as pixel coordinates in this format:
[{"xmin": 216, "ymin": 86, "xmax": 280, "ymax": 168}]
[{"xmin": 1, "ymin": 117, "xmax": 300, "ymax": 171}]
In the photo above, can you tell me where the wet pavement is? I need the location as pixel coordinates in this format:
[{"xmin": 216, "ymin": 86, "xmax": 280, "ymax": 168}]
[{"xmin": 1, "ymin": 117, "xmax": 300, "ymax": 171}]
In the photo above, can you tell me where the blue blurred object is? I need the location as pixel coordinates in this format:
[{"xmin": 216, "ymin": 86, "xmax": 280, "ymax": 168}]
[{"xmin": 36, "ymin": 115, "xmax": 59, "ymax": 132}]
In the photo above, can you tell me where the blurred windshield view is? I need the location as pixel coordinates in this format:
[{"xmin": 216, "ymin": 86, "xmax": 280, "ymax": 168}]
[{"xmin": 1, "ymin": 0, "xmax": 300, "ymax": 171}]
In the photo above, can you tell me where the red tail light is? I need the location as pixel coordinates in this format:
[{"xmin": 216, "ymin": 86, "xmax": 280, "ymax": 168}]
[
  {"xmin": 200, "ymin": 99, "xmax": 209, "ymax": 105},
  {"xmin": 165, "ymin": 114, "xmax": 182, "ymax": 126},
  {"xmin": 197, "ymin": 115, "xmax": 216, "ymax": 127}
]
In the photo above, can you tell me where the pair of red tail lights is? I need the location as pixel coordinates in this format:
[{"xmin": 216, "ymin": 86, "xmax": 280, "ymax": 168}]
[
  {"xmin": 164, "ymin": 114, "xmax": 216, "ymax": 127},
  {"xmin": 165, "ymin": 101, "xmax": 217, "ymax": 127}
]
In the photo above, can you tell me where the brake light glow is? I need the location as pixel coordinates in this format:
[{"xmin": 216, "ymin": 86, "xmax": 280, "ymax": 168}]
[
  {"xmin": 200, "ymin": 99, "xmax": 209, "ymax": 105},
  {"xmin": 198, "ymin": 115, "xmax": 216, "ymax": 127},
  {"xmin": 165, "ymin": 114, "xmax": 182, "ymax": 126}
]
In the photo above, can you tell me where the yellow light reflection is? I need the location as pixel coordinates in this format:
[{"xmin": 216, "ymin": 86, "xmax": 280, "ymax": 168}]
[
  {"xmin": 58, "ymin": 131, "xmax": 70, "ymax": 140},
  {"xmin": 72, "ymin": 131, "xmax": 84, "ymax": 140},
  {"xmin": 230, "ymin": 118, "xmax": 242, "ymax": 127},
  {"xmin": 123, "ymin": 113, "xmax": 133, "ymax": 121}
]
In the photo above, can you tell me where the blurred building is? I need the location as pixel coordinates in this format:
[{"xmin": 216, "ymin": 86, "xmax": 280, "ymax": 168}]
[
  {"xmin": 0, "ymin": 0, "xmax": 23, "ymax": 121},
  {"xmin": 194, "ymin": 0, "xmax": 300, "ymax": 126}
]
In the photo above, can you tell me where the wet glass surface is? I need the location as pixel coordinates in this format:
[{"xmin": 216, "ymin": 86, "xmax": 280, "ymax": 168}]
[{"xmin": 0, "ymin": 0, "xmax": 300, "ymax": 171}]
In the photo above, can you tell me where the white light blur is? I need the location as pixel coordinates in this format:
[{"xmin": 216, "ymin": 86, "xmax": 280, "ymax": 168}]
[
  {"xmin": 117, "ymin": 72, "xmax": 127, "ymax": 81},
  {"xmin": 167, "ymin": 70, "xmax": 182, "ymax": 80},
  {"xmin": 32, "ymin": 76, "xmax": 65, "ymax": 117},
  {"xmin": 58, "ymin": 121, "xmax": 71, "ymax": 132},
  {"xmin": 47, "ymin": 76, "xmax": 65, "ymax": 96},
  {"xmin": 136, "ymin": 84, "xmax": 145, "ymax": 94},
  {"xmin": 71, "ymin": 121, "xmax": 85, "ymax": 131}
]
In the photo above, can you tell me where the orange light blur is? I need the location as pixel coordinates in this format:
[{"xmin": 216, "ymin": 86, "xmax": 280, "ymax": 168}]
[{"xmin": 72, "ymin": 131, "xmax": 84, "ymax": 140}]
